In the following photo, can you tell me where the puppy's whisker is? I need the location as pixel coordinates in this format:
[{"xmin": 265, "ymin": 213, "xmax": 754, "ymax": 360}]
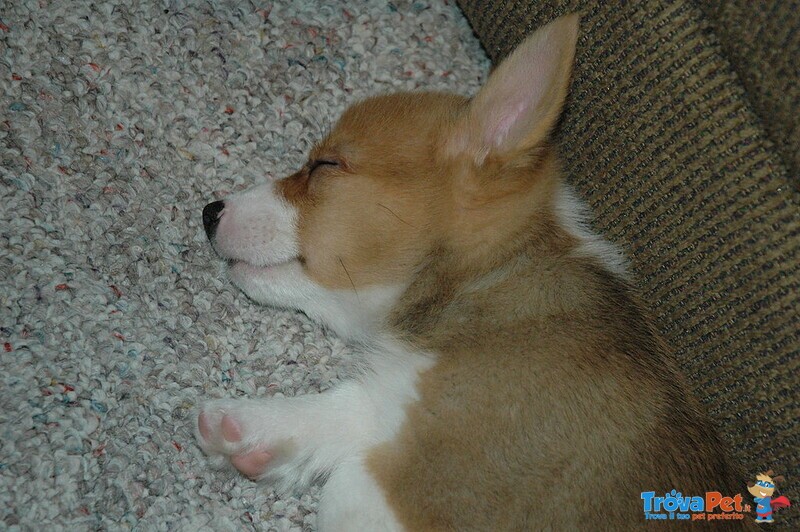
[
  {"xmin": 337, "ymin": 255, "xmax": 359, "ymax": 301},
  {"xmin": 377, "ymin": 202, "xmax": 414, "ymax": 227}
]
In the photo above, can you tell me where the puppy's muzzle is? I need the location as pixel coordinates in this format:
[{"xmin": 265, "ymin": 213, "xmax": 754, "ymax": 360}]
[{"xmin": 202, "ymin": 200, "xmax": 225, "ymax": 240}]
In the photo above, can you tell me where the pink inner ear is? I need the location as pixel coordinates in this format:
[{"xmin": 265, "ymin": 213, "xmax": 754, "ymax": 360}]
[
  {"xmin": 480, "ymin": 55, "xmax": 553, "ymax": 152},
  {"xmin": 487, "ymin": 100, "xmax": 529, "ymax": 147},
  {"xmin": 472, "ymin": 17, "xmax": 577, "ymax": 155}
]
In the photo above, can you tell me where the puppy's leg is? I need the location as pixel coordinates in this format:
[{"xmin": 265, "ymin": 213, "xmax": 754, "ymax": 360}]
[
  {"xmin": 195, "ymin": 382, "xmax": 378, "ymax": 491},
  {"xmin": 316, "ymin": 456, "xmax": 403, "ymax": 532}
]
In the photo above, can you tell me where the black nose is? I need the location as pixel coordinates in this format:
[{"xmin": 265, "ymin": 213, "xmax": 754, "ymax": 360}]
[{"xmin": 202, "ymin": 200, "xmax": 225, "ymax": 239}]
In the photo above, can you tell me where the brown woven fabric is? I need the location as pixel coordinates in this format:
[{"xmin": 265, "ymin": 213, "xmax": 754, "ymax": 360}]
[
  {"xmin": 457, "ymin": 0, "xmax": 800, "ymax": 524},
  {"xmin": 700, "ymin": 0, "xmax": 800, "ymax": 182}
]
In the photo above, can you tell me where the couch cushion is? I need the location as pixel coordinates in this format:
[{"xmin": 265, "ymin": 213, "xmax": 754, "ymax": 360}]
[{"xmin": 700, "ymin": 0, "xmax": 800, "ymax": 181}]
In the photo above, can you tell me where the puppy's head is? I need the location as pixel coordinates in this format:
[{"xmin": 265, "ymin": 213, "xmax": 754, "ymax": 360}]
[{"xmin": 202, "ymin": 14, "xmax": 579, "ymax": 338}]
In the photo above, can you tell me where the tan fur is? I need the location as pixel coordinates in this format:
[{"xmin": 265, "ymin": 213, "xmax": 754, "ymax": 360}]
[
  {"xmin": 278, "ymin": 92, "xmax": 463, "ymax": 289},
  {"xmin": 274, "ymin": 14, "xmax": 745, "ymax": 530}
]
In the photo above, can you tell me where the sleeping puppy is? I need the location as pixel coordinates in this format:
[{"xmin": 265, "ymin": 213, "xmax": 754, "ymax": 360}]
[{"xmin": 197, "ymin": 14, "xmax": 742, "ymax": 529}]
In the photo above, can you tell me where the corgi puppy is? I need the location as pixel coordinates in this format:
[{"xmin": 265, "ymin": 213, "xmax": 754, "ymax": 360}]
[{"xmin": 197, "ymin": 14, "xmax": 742, "ymax": 530}]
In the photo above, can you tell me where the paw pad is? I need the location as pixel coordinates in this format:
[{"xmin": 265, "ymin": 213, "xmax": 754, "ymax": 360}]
[
  {"xmin": 197, "ymin": 412, "xmax": 243, "ymax": 443},
  {"xmin": 196, "ymin": 408, "xmax": 273, "ymax": 479},
  {"xmin": 221, "ymin": 414, "xmax": 242, "ymax": 442},
  {"xmin": 230, "ymin": 448, "xmax": 273, "ymax": 478}
]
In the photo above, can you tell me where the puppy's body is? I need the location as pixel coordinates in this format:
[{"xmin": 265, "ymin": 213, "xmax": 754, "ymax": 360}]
[
  {"xmin": 376, "ymin": 209, "xmax": 738, "ymax": 529},
  {"xmin": 197, "ymin": 15, "xmax": 742, "ymax": 529}
]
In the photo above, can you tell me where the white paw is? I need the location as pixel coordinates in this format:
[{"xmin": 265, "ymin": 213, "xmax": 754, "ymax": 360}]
[{"xmin": 195, "ymin": 399, "xmax": 296, "ymax": 479}]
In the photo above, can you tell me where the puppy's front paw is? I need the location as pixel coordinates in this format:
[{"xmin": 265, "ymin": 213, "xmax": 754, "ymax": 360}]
[{"xmin": 195, "ymin": 399, "xmax": 291, "ymax": 479}]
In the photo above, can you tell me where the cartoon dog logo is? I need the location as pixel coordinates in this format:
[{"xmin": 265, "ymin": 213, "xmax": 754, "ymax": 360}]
[{"xmin": 747, "ymin": 471, "xmax": 791, "ymax": 523}]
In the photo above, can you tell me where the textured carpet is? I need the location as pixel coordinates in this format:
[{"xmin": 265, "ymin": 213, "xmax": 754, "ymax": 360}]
[{"xmin": 0, "ymin": 1, "xmax": 488, "ymax": 529}]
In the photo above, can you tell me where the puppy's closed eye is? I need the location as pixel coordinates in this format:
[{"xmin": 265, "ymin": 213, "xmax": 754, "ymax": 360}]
[{"xmin": 308, "ymin": 159, "xmax": 339, "ymax": 175}]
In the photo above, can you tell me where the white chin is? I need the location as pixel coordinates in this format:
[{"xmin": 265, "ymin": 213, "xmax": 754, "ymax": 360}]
[
  {"xmin": 226, "ymin": 258, "xmax": 307, "ymax": 306},
  {"xmin": 229, "ymin": 258, "xmax": 299, "ymax": 275},
  {"xmin": 227, "ymin": 258, "xmax": 302, "ymax": 289}
]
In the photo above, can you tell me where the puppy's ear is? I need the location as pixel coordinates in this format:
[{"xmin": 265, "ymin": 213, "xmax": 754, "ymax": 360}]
[
  {"xmin": 772, "ymin": 475, "xmax": 785, "ymax": 483},
  {"xmin": 452, "ymin": 13, "xmax": 579, "ymax": 165}
]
